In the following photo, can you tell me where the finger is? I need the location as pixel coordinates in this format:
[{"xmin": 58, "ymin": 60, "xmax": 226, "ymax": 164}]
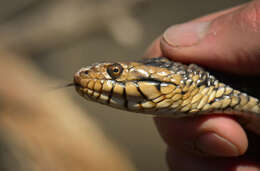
[
  {"xmin": 154, "ymin": 115, "xmax": 248, "ymax": 157},
  {"xmin": 144, "ymin": 37, "xmax": 162, "ymax": 58},
  {"xmin": 160, "ymin": 0, "xmax": 260, "ymax": 74},
  {"xmin": 191, "ymin": 3, "xmax": 246, "ymax": 22},
  {"xmin": 144, "ymin": 3, "xmax": 246, "ymax": 58},
  {"xmin": 166, "ymin": 147, "xmax": 260, "ymax": 171}
]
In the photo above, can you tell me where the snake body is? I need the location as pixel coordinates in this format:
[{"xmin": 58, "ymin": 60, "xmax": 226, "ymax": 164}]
[{"xmin": 73, "ymin": 57, "xmax": 260, "ymax": 134}]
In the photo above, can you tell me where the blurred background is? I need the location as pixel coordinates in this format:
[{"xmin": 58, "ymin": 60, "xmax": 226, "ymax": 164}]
[{"xmin": 0, "ymin": 0, "xmax": 249, "ymax": 171}]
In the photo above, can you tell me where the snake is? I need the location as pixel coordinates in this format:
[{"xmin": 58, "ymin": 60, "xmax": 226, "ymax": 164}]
[{"xmin": 72, "ymin": 57, "xmax": 260, "ymax": 134}]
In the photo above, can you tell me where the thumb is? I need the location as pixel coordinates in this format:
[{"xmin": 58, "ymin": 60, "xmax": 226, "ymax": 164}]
[{"xmin": 159, "ymin": 1, "xmax": 260, "ymax": 74}]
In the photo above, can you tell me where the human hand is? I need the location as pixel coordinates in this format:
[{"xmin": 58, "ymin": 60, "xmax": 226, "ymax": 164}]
[{"xmin": 145, "ymin": 1, "xmax": 260, "ymax": 170}]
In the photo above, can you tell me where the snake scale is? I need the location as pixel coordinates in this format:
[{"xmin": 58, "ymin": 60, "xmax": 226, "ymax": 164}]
[{"xmin": 73, "ymin": 57, "xmax": 260, "ymax": 134}]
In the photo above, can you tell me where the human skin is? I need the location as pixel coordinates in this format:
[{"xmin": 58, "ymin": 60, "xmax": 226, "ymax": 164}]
[{"xmin": 145, "ymin": 1, "xmax": 260, "ymax": 170}]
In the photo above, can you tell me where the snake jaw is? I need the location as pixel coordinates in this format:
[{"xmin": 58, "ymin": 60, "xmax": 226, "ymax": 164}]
[{"xmin": 73, "ymin": 69, "xmax": 88, "ymax": 98}]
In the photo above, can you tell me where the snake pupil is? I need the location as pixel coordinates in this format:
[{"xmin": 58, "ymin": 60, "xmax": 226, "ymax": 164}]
[
  {"xmin": 113, "ymin": 68, "xmax": 119, "ymax": 73},
  {"xmin": 107, "ymin": 63, "xmax": 123, "ymax": 79}
]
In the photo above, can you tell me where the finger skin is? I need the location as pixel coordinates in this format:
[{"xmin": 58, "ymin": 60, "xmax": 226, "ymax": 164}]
[
  {"xmin": 154, "ymin": 116, "xmax": 248, "ymax": 157},
  {"xmin": 166, "ymin": 147, "xmax": 260, "ymax": 171},
  {"xmin": 155, "ymin": 117, "xmax": 260, "ymax": 170},
  {"xmin": 144, "ymin": 37, "xmax": 163, "ymax": 58},
  {"xmin": 146, "ymin": 1, "xmax": 260, "ymax": 74},
  {"xmin": 160, "ymin": 1, "xmax": 260, "ymax": 74},
  {"xmin": 144, "ymin": 3, "xmax": 246, "ymax": 58},
  {"xmin": 191, "ymin": 3, "xmax": 245, "ymax": 22}
]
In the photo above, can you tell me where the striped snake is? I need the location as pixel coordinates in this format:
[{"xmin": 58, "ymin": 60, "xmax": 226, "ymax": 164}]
[{"xmin": 73, "ymin": 57, "xmax": 260, "ymax": 134}]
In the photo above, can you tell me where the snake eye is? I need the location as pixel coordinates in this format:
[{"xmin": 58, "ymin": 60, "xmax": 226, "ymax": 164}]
[
  {"xmin": 79, "ymin": 70, "xmax": 90, "ymax": 78},
  {"xmin": 107, "ymin": 63, "xmax": 123, "ymax": 79},
  {"xmin": 80, "ymin": 70, "xmax": 89, "ymax": 76}
]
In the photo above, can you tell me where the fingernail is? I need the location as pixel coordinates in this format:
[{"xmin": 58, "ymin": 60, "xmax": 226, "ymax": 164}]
[
  {"xmin": 163, "ymin": 21, "xmax": 210, "ymax": 47},
  {"xmin": 195, "ymin": 132, "xmax": 240, "ymax": 157}
]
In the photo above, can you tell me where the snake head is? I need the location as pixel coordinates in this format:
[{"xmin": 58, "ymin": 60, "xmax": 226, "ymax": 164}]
[
  {"xmin": 73, "ymin": 59, "xmax": 183, "ymax": 112},
  {"xmin": 74, "ymin": 62, "xmax": 129, "ymax": 107}
]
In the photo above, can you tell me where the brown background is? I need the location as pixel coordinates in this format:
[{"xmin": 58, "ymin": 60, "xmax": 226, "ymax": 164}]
[{"xmin": 0, "ymin": 0, "xmax": 249, "ymax": 170}]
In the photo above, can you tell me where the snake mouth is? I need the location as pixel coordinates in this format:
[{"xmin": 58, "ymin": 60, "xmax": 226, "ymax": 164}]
[
  {"xmin": 74, "ymin": 82, "xmax": 82, "ymax": 88},
  {"xmin": 73, "ymin": 77, "xmax": 85, "ymax": 96},
  {"xmin": 74, "ymin": 83, "xmax": 84, "ymax": 93}
]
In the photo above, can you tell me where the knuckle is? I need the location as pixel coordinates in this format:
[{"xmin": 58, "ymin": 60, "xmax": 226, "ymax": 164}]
[{"xmin": 237, "ymin": 0, "xmax": 260, "ymax": 32}]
